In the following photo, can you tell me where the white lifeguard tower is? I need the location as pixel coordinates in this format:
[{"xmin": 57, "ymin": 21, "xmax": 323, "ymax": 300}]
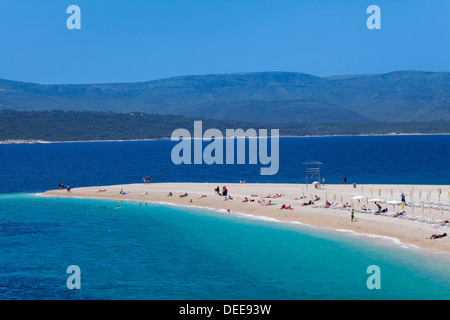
[{"xmin": 302, "ymin": 161, "xmax": 322, "ymax": 190}]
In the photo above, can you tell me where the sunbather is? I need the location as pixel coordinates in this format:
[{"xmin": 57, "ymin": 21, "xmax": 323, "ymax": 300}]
[{"xmin": 427, "ymin": 233, "xmax": 447, "ymax": 239}]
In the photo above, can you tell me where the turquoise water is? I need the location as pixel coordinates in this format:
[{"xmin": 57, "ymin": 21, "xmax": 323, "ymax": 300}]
[{"xmin": 1, "ymin": 193, "xmax": 449, "ymax": 299}]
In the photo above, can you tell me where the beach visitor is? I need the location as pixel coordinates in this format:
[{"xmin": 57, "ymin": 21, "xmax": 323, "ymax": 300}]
[
  {"xmin": 67, "ymin": 184, "xmax": 71, "ymax": 193},
  {"xmin": 143, "ymin": 177, "xmax": 146, "ymax": 184},
  {"xmin": 147, "ymin": 177, "xmax": 150, "ymax": 183},
  {"xmin": 401, "ymin": 193, "xmax": 406, "ymax": 203},
  {"xmin": 214, "ymin": 186, "xmax": 220, "ymax": 194},
  {"xmin": 344, "ymin": 176, "xmax": 347, "ymax": 184},
  {"xmin": 351, "ymin": 208, "xmax": 355, "ymax": 222},
  {"xmin": 427, "ymin": 233, "xmax": 447, "ymax": 239}
]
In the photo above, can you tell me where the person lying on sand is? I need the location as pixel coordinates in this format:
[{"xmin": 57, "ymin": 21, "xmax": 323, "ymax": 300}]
[
  {"xmin": 271, "ymin": 194, "xmax": 283, "ymax": 198},
  {"xmin": 427, "ymin": 233, "xmax": 447, "ymax": 239},
  {"xmin": 224, "ymin": 195, "xmax": 233, "ymax": 201},
  {"xmin": 167, "ymin": 192, "xmax": 173, "ymax": 197},
  {"xmin": 97, "ymin": 189, "xmax": 106, "ymax": 193},
  {"xmin": 314, "ymin": 195, "xmax": 320, "ymax": 201},
  {"xmin": 325, "ymin": 200, "xmax": 331, "ymax": 208},
  {"xmin": 243, "ymin": 197, "xmax": 249, "ymax": 203},
  {"xmin": 198, "ymin": 195, "xmax": 207, "ymax": 199},
  {"xmin": 441, "ymin": 219, "xmax": 450, "ymax": 224},
  {"xmin": 301, "ymin": 200, "xmax": 313, "ymax": 206},
  {"xmin": 179, "ymin": 193, "xmax": 188, "ymax": 198},
  {"xmin": 342, "ymin": 202, "xmax": 351, "ymax": 208}
]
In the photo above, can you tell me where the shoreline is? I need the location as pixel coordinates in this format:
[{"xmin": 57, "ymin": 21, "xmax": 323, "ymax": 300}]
[
  {"xmin": 42, "ymin": 182, "xmax": 450, "ymax": 255},
  {"xmin": 2, "ymin": 132, "xmax": 450, "ymax": 144}
]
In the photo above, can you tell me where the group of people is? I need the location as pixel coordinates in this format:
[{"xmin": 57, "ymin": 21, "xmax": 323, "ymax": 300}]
[
  {"xmin": 142, "ymin": 176, "xmax": 150, "ymax": 184},
  {"xmin": 214, "ymin": 186, "xmax": 228, "ymax": 196},
  {"xmin": 58, "ymin": 182, "xmax": 71, "ymax": 193}
]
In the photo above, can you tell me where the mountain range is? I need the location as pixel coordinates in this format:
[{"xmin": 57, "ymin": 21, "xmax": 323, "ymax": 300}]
[{"xmin": 0, "ymin": 71, "xmax": 449, "ymax": 123}]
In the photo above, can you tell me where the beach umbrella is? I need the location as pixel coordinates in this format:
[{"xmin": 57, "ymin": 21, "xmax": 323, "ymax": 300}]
[
  {"xmin": 352, "ymin": 196, "xmax": 364, "ymax": 209},
  {"xmin": 387, "ymin": 200, "xmax": 402, "ymax": 212}
]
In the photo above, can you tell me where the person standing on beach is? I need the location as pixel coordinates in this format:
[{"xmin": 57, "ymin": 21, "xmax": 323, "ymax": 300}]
[
  {"xmin": 351, "ymin": 208, "xmax": 355, "ymax": 222},
  {"xmin": 67, "ymin": 184, "xmax": 71, "ymax": 193},
  {"xmin": 344, "ymin": 176, "xmax": 347, "ymax": 184},
  {"xmin": 143, "ymin": 177, "xmax": 146, "ymax": 184},
  {"xmin": 147, "ymin": 176, "xmax": 150, "ymax": 183}
]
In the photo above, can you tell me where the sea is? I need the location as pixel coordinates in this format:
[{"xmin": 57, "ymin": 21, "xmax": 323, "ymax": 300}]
[{"xmin": 0, "ymin": 135, "xmax": 450, "ymax": 299}]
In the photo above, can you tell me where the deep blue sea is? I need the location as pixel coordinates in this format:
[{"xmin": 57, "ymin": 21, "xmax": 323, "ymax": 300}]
[{"xmin": 1, "ymin": 135, "xmax": 450, "ymax": 299}]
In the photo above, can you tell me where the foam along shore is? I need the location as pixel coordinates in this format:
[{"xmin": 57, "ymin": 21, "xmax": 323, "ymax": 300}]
[{"xmin": 43, "ymin": 183, "xmax": 450, "ymax": 254}]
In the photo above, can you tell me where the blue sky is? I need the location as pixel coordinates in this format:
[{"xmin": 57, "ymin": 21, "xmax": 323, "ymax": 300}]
[{"xmin": 0, "ymin": 0, "xmax": 449, "ymax": 84}]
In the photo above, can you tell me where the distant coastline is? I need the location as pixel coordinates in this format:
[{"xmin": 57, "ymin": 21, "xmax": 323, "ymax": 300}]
[{"xmin": 2, "ymin": 132, "xmax": 450, "ymax": 144}]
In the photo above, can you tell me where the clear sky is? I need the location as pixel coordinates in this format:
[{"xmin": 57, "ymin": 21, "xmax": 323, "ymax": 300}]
[{"xmin": 0, "ymin": 0, "xmax": 449, "ymax": 84}]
